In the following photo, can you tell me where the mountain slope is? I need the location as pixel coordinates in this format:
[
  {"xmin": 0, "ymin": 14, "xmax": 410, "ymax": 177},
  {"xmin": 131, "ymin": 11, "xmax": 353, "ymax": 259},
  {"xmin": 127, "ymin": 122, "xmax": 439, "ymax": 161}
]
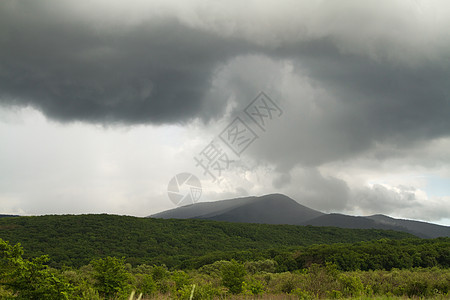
[
  {"xmin": 151, "ymin": 195, "xmax": 260, "ymax": 219},
  {"xmin": 301, "ymin": 214, "xmax": 450, "ymax": 238},
  {"xmin": 151, "ymin": 194, "xmax": 450, "ymax": 238},
  {"xmin": 0, "ymin": 214, "xmax": 19, "ymax": 218},
  {"xmin": 199, "ymin": 194, "xmax": 324, "ymax": 224},
  {"xmin": 301, "ymin": 213, "xmax": 416, "ymax": 234},
  {"xmin": 151, "ymin": 193, "xmax": 323, "ymax": 224},
  {"xmin": 366, "ymin": 214, "xmax": 450, "ymax": 238}
]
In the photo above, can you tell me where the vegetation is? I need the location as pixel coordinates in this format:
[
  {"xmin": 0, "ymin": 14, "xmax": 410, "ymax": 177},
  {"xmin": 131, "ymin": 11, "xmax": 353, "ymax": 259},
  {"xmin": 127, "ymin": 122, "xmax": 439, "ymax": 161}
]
[
  {"xmin": 0, "ymin": 239, "xmax": 73, "ymax": 299},
  {"xmin": 0, "ymin": 214, "xmax": 449, "ymax": 299},
  {"xmin": 0, "ymin": 214, "xmax": 413, "ymax": 268},
  {"xmin": 91, "ymin": 257, "xmax": 132, "ymax": 299},
  {"xmin": 1, "ymin": 238, "xmax": 449, "ymax": 299},
  {"xmin": 220, "ymin": 260, "xmax": 246, "ymax": 294}
]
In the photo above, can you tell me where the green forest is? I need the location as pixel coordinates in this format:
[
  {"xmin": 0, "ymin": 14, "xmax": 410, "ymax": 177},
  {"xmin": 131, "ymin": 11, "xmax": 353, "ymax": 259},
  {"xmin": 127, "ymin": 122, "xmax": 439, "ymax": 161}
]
[
  {"xmin": 1, "ymin": 215, "xmax": 449, "ymax": 299},
  {"xmin": 0, "ymin": 214, "xmax": 414, "ymax": 269}
]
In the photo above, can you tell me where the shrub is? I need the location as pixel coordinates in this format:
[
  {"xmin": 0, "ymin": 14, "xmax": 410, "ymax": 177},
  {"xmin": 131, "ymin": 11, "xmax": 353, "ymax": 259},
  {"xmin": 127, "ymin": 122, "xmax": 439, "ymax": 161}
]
[
  {"xmin": 90, "ymin": 256, "xmax": 131, "ymax": 299},
  {"xmin": 325, "ymin": 289, "xmax": 343, "ymax": 299},
  {"xmin": 221, "ymin": 260, "xmax": 246, "ymax": 294},
  {"xmin": 198, "ymin": 260, "xmax": 232, "ymax": 276},
  {"xmin": 171, "ymin": 270, "xmax": 191, "ymax": 291},
  {"xmin": 136, "ymin": 274, "xmax": 156, "ymax": 297},
  {"xmin": 280, "ymin": 278, "xmax": 296, "ymax": 294},
  {"xmin": 1, "ymin": 239, "xmax": 73, "ymax": 299},
  {"xmin": 244, "ymin": 259, "xmax": 277, "ymax": 274},
  {"xmin": 177, "ymin": 283, "xmax": 224, "ymax": 300},
  {"xmin": 242, "ymin": 279, "xmax": 265, "ymax": 295},
  {"xmin": 338, "ymin": 273, "xmax": 364, "ymax": 297},
  {"xmin": 151, "ymin": 265, "xmax": 169, "ymax": 281},
  {"xmin": 290, "ymin": 288, "xmax": 314, "ymax": 299}
]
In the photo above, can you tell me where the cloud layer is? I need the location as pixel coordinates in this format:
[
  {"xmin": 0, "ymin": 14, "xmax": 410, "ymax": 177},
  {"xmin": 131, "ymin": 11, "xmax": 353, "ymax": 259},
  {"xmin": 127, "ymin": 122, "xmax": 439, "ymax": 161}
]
[
  {"xmin": 0, "ymin": 1, "xmax": 253, "ymax": 124},
  {"xmin": 1, "ymin": 0, "xmax": 449, "ymax": 223}
]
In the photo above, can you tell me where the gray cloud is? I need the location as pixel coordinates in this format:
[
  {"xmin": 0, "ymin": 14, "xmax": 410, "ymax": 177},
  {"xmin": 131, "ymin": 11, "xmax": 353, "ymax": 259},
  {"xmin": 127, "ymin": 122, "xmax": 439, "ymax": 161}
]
[
  {"xmin": 224, "ymin": 45, "xmax": 450, "ymax": 169},
  {"xmin": 350, "ymin": 184, "xmax": 450, "ymax": 221},
  {"xmin": 2, "ymin": 0, "xmax": 450, "ymax": 141},
  {"xmin": 0, "ymin": 1, "xmax": 254, "ymax": 124},
  {"xmin": 272, "ymin": 168, "xmax": 350, "ymax": 212},
  {"xmin": 1, "ymin": 0, "xmax": 450, "ymax": 222}
]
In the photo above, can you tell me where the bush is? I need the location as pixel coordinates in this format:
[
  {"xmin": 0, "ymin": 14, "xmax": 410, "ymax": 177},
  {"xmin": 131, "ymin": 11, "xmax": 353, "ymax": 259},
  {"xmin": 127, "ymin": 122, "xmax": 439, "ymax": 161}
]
[
  {"xmin": 90, "ymin": 256, "xmax": 131, "ymax": 299},
  {"xmin": 305, "ymin": 263, "xmax": 340, "ymax": 296},
  {"xmin": 280, "ymin": 278, "xmax": 296, "ymax": 294},
  {"xmin": 1, "ymin": 239, "xmax": 73, "ymax": 299},
  {"xmin": 338, "ymin": 273, "xmax": 364, "ymax": 297},
  {"xmin": 156, "ymin": 279, "xmax": 172, "ymax": 294},
  {"xmin": 177, "ymin": 283, "xmax": 224, "ymax": 300},
  {"xmin": 244, "ymin": 259, "xmax": 277, "ymax": 274},
  {"xmin": 135, "ymin": 274, "xmax": 156, "ymax": 297},
  {"xmin": 198, "ymin": 260, "xmax": 232, "ymax": 276},
  {"xmin": 171, "ymin": 270, "xmax": 191, "ymax": 291},
  {"xmin": 242, "ymin": 279, "xmax": 265, "ymax": 295},
  {"xmin": 151, "ymin": 265, "xmax": 169, "ymax": 281},
  {"xmin": 290, "ymin": 288, "xmax": 314, "ymax": 299},
  {"xmin": 221, "ymin": 260, "xmax": 246, "ymax": 294}
]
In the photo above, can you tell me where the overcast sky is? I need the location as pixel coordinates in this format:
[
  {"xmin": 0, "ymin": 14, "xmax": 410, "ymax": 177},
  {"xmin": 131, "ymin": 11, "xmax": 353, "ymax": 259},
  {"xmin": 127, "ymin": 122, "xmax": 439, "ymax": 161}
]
[{"xmin": 1, "ymin": 0, "xmax": 449, "ymax": 225}]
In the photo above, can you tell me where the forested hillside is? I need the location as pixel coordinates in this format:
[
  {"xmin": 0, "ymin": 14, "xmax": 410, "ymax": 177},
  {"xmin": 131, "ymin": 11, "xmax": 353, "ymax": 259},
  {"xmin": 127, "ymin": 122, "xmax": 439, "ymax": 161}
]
[
  {"xmin": 1, "ymin": 237, "xmax": 449, "ymax": 299},
  {"xmin": 1, "ymin": 215, "xmax": 449, "ymax": 299},
  {"xmin": 0, "ymin": 214, "xmax": 413, "ymax": 268}
]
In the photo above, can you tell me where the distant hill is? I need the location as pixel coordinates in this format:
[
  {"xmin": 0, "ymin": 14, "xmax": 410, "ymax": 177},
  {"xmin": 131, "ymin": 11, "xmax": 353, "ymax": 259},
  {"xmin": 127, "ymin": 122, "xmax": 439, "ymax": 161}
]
[
  {"xmin": 299, "ymin": 213, "xmax": 450, "ymax": 239},
  {"xmin": 366, "ymin": 214, "xmax": 450, "ymax": 238},
  {"xmin": 0, "ymin": 214, "xmax": 19, "ymax": 218},
  {"xmin": 0, "ymin": 214, "xmax": 412, "ymax": 269},
  {"xmin": 151, "ymin": 194, "xmax": 450, "ymax": 238}
]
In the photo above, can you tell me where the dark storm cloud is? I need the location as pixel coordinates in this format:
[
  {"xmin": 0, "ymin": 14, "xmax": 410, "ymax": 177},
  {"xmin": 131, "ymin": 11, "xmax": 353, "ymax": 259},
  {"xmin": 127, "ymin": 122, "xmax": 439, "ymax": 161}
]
[
  {"xmin": 298, "ymin": 53, "xmax": 450, "ymax": 143},
  {"xmin": 0, "ymin": 1, "xmax": 253, "ymax": 124},
  {"xmin": 1, "ymin": 0, "xmax": 450, "ymax": 146},
  {"xmin": 231, "ymin": 38, "xmax": 450, "ymax": 170},
  {"xmin": 1, "ymin": 0, "xmax": 449, "ymax": 222}
]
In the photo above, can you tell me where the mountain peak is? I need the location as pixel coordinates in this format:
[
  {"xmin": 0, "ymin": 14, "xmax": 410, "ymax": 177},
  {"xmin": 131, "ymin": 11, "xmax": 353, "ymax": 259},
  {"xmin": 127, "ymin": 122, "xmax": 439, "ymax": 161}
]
[
  {"xmin": 150, "ymin": 194, "xmax": 324, "ymax": 224},
  {"xmin": 150, "ymin": 193, "xmax": 450, "ymax": 238}
]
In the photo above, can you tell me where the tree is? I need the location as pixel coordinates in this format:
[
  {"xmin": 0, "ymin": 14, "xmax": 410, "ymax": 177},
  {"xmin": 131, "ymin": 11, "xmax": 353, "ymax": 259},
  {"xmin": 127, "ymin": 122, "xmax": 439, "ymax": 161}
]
[
  {"xmin": 138, "ymin": 274, "xmax": 156, "ymax": 297},
  {"xmin": 221, "ymin": 260, "xmax": 246, "ymax": 294},
  {"xmin": 90, "ymin": 256, "xmax": 131, "ymax": 299},
  {"xmin": 0, "ymin": 238, "xmax": 72, "ymax": 299}
]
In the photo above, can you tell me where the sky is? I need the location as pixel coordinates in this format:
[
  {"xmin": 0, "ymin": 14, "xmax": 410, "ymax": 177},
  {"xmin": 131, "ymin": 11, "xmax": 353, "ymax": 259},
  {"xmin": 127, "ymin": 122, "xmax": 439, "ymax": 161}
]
[{"xmin": 1, "ymin": 0, "xmax": 450, "ymax": 225}]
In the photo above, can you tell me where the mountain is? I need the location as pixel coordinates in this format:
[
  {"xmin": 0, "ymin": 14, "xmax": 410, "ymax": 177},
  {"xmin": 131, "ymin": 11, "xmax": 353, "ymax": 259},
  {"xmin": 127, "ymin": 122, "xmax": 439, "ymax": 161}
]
[
  {"xmin": 300, "ymin": 213, "xmax": 450, "ymax": 238},
  {"xmin": 366, "ymin": 214, "xmax": 450, "ymax": 238},
  {"xmin": 150, "ymin": 194, "xmax": 450, "ymax": 238},
  {"xmin": 151, "ymin": 193, "xmax": 324, "ymax": 224},
  {"xmin": 0, "ymin": 214, "xmax": 19, "ymax": 218}
]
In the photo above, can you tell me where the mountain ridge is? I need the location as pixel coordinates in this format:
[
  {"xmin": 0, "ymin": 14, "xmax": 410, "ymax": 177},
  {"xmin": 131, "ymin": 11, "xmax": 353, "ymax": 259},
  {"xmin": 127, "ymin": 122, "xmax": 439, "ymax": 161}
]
[
  {"xmin": 0, "ymin": 214, "xmax": 19, "ymax": 218},
  {"xmin": 150, "ymin": 193, "xmax": 450, "ymax": 238}
]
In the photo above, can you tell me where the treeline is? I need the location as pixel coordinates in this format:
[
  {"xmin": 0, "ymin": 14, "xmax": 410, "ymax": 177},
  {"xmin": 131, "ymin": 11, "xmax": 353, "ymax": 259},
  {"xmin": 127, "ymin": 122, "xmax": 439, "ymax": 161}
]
[
  {"xmin": 174, "ymin": 238, "xmax": 450, "ymax": 271},
  {"xmin": 0, "ymin": 214, "xmax": 413, "ymax": 268},
  {"xmin": 1, "ymin": 238, "xmax": 449, "ymax": 299},
  {"xmin": 293, "ymin": 238, "xmax": 450, "ymax": 271}
]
